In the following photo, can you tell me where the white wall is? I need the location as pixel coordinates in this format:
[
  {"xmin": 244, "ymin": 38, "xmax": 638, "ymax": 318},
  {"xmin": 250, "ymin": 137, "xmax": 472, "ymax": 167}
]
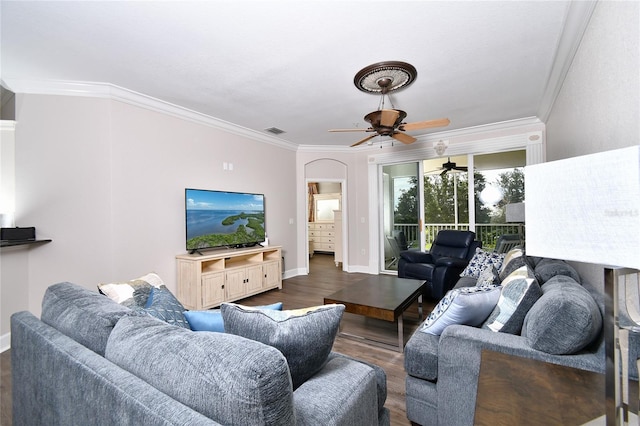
[
  {"xmin": 546, "ymin": 0, "xmax": 639, "ymax": 160},
  {"xmin": 545, "ymin": 1, "xmax": 639, "ymax": 286},
  {"xmin": 4, "ymin": 93, "xmax": 296, "ymax": 326}
]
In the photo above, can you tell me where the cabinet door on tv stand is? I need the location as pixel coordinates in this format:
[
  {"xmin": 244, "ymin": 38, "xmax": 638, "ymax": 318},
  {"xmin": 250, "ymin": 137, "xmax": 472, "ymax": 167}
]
[
  {"xmin": 263, "ymin": 261, "xmax": 281, "ymax": 289},
  {"xmin": 202, "ymin": 272, "xmax": 225, "ymax": 308},
  {"xmin": 245, "ymin": 264, "xmax": 264, "ymax": 294},
  {"xmin": 225, "ymin": 269, "xmax": 248, "ymax": 300}
]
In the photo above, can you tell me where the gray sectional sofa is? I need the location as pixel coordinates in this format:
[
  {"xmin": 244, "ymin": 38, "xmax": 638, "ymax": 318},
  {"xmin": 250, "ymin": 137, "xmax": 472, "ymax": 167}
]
[
  {"xmin": 12, "ymin": 282, "xmax": 390, "ymax": 425},
  {"xmin": 403, "ymin": 254, "xmax": 620, "ymax": 426}
]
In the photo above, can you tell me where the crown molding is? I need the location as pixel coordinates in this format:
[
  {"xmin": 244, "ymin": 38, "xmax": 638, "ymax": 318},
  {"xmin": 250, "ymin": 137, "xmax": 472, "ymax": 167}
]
[
  {"xmin": 297, "ymin": 143, "xmax": 353, "ymax": 153},
  {"xmin": 3, "ymin": 77, "xmax": 548, "ymax": 155},
  {"xmin": 367, "ymin": 132, "xmax": 535, "ymax": 165},
  {"xmin": 536, "ymin": 0, "xmax": 598, "ymax": 122},
  {"xmin": 2, "ymin": 78, "xmax": 299, "ymax": 151},
  {"xmin": 299, "ymin": 117, "xmax": 543, "ymax": 153}
]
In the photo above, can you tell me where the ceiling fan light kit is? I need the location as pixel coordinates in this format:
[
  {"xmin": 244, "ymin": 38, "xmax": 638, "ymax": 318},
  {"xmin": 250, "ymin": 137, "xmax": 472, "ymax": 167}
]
[{"xmin": 329, "ymin": 60, "xmax": 451, "ymax": 147}]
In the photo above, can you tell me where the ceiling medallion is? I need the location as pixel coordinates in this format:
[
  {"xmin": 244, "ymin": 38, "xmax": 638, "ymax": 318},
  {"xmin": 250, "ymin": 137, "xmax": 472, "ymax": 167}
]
[{"xmin": 354, "ymin": 61, "xmax": 418, "ymax": 94}]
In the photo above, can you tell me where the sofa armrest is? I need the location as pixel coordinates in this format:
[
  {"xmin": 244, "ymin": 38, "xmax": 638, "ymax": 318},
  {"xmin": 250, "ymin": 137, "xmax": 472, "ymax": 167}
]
[
  {"xmin": 327, "ymin": 352, "xmax": 387, "ymax": 414},
  {"xmin": 293, "ymin": 356, "xmax": 380, "ymax": 426},
  {"xmin": 400, "ymin": 250, "xmax": 433, "ymax": 264},
  {"xmin": 435, "ymin": 324, "xmax": 604, "ymax": 426},
  {"xmin": 434, "ymin": 257, "xmax": 469, "ymax": 268},
  {"xmin": 404, "ymin": 329, "xmax": 440, "ymax": 381}
]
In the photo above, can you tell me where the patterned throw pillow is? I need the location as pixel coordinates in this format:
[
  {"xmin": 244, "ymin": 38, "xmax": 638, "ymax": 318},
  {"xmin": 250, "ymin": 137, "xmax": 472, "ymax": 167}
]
[
  {"xmin": 144, "ymin": 286, "xmax": 190, "ymax": 329},
  {"xmin": 476, "ymin": 264, "xmax": 501, "ymax": 287},
  {"xmin": 97, "ymin": 272, "xmax": 164, "ymax": 308},
  {"xmin": 221, "ymin": 303, "xmax": 345, "ymax": 389},
  {"xmin": 498, "ymin": 247, "xmax": 527, "ymax": 281},
  {"xmin": 460, "ymin": 248, "xmax": 505, "ymax": 278},
  {"xmin": 419, "ymin": 285, "xmax": 501, "ymax": 336},
  {"xmin": 482, "ymin": 265, "xmax": 542, "ymax": 334}
]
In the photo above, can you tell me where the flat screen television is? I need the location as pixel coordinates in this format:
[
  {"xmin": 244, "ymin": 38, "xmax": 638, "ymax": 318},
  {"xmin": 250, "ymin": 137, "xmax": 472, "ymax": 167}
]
[{"xmin": 185, "ymin": 188, "xmax": 265, "ymax": 253}]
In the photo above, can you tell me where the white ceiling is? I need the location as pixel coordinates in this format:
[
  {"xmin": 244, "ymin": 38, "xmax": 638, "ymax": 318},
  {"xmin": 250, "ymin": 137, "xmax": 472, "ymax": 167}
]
[{"xmin": 0, "ymin": 1, "xmax": 593, "ymax": 147}]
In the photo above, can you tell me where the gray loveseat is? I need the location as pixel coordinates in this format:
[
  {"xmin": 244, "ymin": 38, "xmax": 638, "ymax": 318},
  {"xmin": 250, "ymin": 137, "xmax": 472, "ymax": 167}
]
[
  {"xmin": 403, "ymin": 254, "xmax": 621, "ymax": 426},
  {"xmin": 12, "ymin": 282, "xmax": 390, "ymax": 425}
]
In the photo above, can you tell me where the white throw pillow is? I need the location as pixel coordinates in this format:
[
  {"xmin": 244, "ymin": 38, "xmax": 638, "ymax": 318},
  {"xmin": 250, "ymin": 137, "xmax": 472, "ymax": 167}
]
[{"xmin": 419, "ymin": 285, "xmax": 501, "ymax": 336}]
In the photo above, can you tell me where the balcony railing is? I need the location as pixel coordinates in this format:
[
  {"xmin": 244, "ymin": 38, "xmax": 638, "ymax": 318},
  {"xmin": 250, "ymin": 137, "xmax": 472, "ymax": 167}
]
[{"xmin": 392, "ymin": 223, "xmax": 523, "ymax": 251}]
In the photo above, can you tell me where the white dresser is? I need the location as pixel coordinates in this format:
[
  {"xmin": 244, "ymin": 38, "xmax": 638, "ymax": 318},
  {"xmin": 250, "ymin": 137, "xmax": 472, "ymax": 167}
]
[{"xmin": 308, "ymin": 222, "xmax": 336, "ymax": 253}]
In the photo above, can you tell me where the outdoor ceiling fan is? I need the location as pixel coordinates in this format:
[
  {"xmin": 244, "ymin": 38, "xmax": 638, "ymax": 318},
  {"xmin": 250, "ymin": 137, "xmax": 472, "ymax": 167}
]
[
  {"xmin": 427, "ymin": 157, "xmax": 469, "ymax": 176},
  {"xmin": 329, "ymin": 61, "xmax": 450, "ymax": 147}
]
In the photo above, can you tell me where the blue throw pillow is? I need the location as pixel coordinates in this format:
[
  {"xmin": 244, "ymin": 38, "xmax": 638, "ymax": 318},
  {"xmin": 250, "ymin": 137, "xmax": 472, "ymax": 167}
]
[
  {"xmin": 184, "ymin": 302, "xmax": 283, "ymax": 332},
  {"xmin": 144, "ymin": 286, "xmax": 190, "ymax": 329}
]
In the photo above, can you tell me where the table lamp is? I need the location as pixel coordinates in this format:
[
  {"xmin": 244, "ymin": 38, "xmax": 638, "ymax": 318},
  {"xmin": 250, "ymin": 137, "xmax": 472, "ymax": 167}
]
[{"xmin": 525, "ymin": 145, "xmax": 640, "ymax": 426}]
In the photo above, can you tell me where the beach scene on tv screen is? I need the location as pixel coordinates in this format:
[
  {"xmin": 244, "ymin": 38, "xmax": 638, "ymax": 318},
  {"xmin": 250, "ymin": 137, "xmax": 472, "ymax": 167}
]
[{"xmin": 186, "ymin": 190, "xmax": 265, "ymax": 249}]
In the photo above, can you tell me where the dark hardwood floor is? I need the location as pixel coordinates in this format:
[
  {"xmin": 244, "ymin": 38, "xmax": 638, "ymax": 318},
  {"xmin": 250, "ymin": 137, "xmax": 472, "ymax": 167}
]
[
  {"xmin": 0, "ymin": 253, "xmax": 433, "ymax": 426},
  {"xmin": 1, "ymin": 341, "xmax": 10, "ymax": 426},
  {"xmin": 237, "ymin": 253, "xmax": 433, "ymax": 426}
]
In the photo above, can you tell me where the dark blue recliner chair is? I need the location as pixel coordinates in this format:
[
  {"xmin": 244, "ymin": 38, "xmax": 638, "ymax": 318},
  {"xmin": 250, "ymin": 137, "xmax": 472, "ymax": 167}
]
[{"xmin": 398, "ymin": 230, "xmax": 481, "ymax": 301}]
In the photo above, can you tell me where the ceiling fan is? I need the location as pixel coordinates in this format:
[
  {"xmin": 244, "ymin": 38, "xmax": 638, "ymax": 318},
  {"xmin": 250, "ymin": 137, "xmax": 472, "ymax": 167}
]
[
  {"xmin": 329, "ymin": 61, "xmax": 450, "ymax": 147},
  {"xmin": 427, "ymin": 157, "xmax": 469, "ymax": 176}
]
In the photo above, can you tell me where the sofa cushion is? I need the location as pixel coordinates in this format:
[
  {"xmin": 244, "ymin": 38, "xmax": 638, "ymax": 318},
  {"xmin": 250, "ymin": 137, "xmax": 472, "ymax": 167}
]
[
  {"xmin": 105, "ymin": 315, "xmax": 295, "ymax": 425},
  {"xmin": 533, "ymin": 258, "xmax": 581, "ymax": 283},
  {"xmin": 454, "ymin": 276, "xmax": 479, "ymax": 289},
  {"xmin": 419, "ymin": 285, "xmax": 501, "ymax": 336},
  {"xmin": 482, "ymin": 265, "xmax": 542, "ymax": 334},
  {"xmin": 41, "ymin": 282, "xmax": 134, "ymax": 356},
  {"xmin": 221, "ymin": 303, "xmax": 344, "ymax": 389},
  {"xmin": 144, "ymin": 286, "xmax": 189, "ymax": 329},
  {"xmin": 97, "ymin": 272, "xmax": 165, "ymax": 308},
  {"xmin": 460, "ymin": 248, "xmax": 505, "ymax": 278},
  {"xmin": 184, "ymin": 302, "xmax": 283, "ymax": 332},
  {"xmin": 522, "ymin": 275, "xmax": 602, "ymax": 354}
]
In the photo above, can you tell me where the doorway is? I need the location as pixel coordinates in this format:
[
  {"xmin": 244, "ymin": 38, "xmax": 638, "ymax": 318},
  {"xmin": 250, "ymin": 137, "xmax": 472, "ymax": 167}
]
[{"xmin": 307, "ymin": 181, "xmax": 345, "ymax": 271}]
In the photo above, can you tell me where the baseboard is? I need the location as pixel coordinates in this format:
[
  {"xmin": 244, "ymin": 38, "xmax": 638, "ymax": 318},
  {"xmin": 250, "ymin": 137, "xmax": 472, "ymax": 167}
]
[
  {"xmin": 0, "ymin": 332, "xmax": 10, "ymax": 353},
  {"xmin": 283, "ymin": 268, "xmax": 306, "ymax": 280}
]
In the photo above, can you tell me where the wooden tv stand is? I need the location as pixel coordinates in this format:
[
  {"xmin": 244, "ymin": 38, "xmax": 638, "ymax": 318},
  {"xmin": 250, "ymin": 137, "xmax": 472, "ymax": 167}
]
[{"xmin": 176, "ymin": 245, "xmax": 282, "ymax": 310}]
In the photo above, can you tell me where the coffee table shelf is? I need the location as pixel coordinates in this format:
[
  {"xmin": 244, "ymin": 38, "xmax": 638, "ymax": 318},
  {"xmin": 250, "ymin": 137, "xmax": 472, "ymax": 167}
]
[{"xmin": 324, "ymin": 275, "xmax": 425, "ymax": 352}]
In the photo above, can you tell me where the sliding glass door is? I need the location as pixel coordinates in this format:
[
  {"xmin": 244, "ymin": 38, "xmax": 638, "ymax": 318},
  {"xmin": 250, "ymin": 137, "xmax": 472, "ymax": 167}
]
[
  {"xmin": 380, "ymin": 150, "xmax": 526, "ymax": 273},
  {"xmin": 472, "ymin": 151, "xmax": 526, "ymax": 249},
  {"xmin": 381, "ymin": 162, "xmax": 423, "ymax": 272},
  {"xmin": 422, "ymin": 155, "xmax": 470, "ymax": 246},
  {"xmin": 422, "ymin": 150, "xmax": 525, "ymax": 250}
]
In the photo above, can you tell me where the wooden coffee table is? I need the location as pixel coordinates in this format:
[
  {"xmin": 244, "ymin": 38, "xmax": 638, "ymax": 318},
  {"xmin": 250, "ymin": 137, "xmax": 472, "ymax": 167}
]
[{"xmin": 324, "ymin": 275, "xmax": 425, "ymax": 352}]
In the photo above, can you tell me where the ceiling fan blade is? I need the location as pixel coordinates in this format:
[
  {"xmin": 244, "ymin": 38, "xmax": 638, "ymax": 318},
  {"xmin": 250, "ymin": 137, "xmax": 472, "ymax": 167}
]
[
  {"xmin": 391, "ymin": 132, "xmax": 417, "ymax": 144},
  {"xmin": 328, "ymin": 128, "xmax": 372, "ymax": 132},
  {"xmin": 453, "ymin": 166, "xmax": 468, "ymax": 171},
  {"xmin": 351, "ymin": 134, "xmax": 377, "ymax": 147},
  {"xmin": 401, "ymin": 118, "xmax": 451, "ymax": 131},
  {"xmin": 440, "ymin": 169, "xmax": 448, "ymax": 176},
  {"xmin": 426, "ymin": 168, "xmax": 444, "ymax": 174},
  {"xmin": 380, "ymin": 109, "xmax": 400, "ymax": 127}
]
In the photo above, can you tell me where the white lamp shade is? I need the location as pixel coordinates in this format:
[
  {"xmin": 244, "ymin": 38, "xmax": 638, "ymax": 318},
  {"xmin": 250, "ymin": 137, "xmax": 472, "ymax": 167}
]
[{"xmin": 525, "ymin": 146, "xmax": 640, "ymax": 269}]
